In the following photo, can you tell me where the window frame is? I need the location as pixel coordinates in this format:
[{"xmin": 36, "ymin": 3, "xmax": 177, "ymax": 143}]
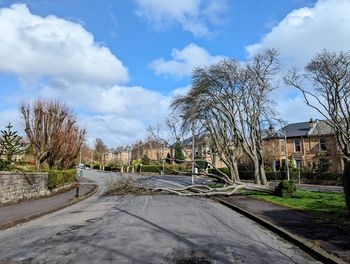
[
  {"xmin": 319, "ymin": 138, "xmax": 327, "ymax": 152},
  {"xmin": 294, "ymin": 139, "xmax": 301, "ymax": 152}
]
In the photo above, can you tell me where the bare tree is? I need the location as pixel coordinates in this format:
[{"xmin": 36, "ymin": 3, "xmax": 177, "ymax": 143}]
[
  {"xmin": 94, "ymin": 138, "xmax": 107, "ymax": 164},
  {"xmin": 285, "ymin": 50, "xmax": 350, "ymax": 160},
  {"xmin": 47, "ymin": 119, "xmax": 86, "ymax": 169},
  {"xmin": 165, "ymin": 112, "xmax": 190, "ymax": 144},
  {"xmin": 284, "ymin": 50, "xmax": 350, "ymax": 213},
  {"xmin": 173, "ymin": 49, "xmax": 279, "ymax": 186},
  {"xmin": 20, "ymin": 99, "xmax": 85, "ymax": 170}
]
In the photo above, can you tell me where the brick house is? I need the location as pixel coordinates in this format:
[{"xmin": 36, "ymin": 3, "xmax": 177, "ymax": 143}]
[
  {"xmin": 264, "ymin": 119, "xmax": 343, "ymax": 173},
  {"xmin": 172, "ymin": 135, "xmax": 226, "ymax": 168},
  {"xmin": 130, "ymin": 140, "xmax": 171, "ymax": 163}
]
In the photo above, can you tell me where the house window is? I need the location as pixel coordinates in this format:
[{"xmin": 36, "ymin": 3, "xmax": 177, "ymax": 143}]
[
  {"xmin": 294, "ymin": 140, "xmax": 301, "ymax": 152},
  {"xmin": 320, "ymin": 138, "xmax": 327, "ymax": 151}
]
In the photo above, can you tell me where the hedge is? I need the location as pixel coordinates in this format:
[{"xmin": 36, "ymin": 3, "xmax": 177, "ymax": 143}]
[
  {"xmin": 209, "ymin": 167, "xmax": 230, "ymax": 176},
  {"xmin": 209, "ymin": 167, "xmax": 342, "ymax": 184},
  {"xmin": 47, "ymin": 169, "xmax": 76, "ymax": 190},
  {"xmin": 135, "ymin": 164, "xmax": 192, "ymax": 174},
  {"xmin": 140, "ymin": 165, "xmax": 161, "ymax": 173},
  {"xmin": 92, "ymin": 164, "xmax": 100, "ymax": 169},
  {"xmin": 104, "ymin": 165, "xmax": 112, "ymax": 171}
]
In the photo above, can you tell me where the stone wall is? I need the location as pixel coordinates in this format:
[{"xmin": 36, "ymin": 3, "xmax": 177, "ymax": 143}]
[{"xmin": 0, "ymin": 172, "xmax": 50, "ymax": 205}]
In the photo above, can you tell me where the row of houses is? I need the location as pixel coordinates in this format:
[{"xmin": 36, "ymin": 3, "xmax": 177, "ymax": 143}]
[
  {"xmin": 265, "ymin": 119, "xmax": 342, "ymax": 172},
  {"xmin": 105, "ymin": 119, "xmax": 342, "ymax": 172}
]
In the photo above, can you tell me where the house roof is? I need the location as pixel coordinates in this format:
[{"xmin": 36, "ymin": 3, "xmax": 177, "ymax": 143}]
[
  {"xmin": 269, "ymin": 120, "xmax": 335, "ymax": 139},
  {"xmin": 282, "ymin": 121, "xmax": 311, "ymax": 137},
  {"xmin": 309, "ymin": 120, "xmax": 335, "ymax": 136}
]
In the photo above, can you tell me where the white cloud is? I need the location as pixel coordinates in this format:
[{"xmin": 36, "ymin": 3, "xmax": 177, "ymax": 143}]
[
  {"xmin": 170, "ymin": 85, "xmax": 191, "ymax": 97},
  {"xmin": 0, "ymin": 109, "xmax": 21, "ymax": 133},
  {"xmin": 150, "ymin": 43, "xmax": 225, "ymax": 78},
  {"xmin": 40, "ymin": 80, "xmax": 169, "ymax": 119},
  {"xmin": 246, "ymin": 0, "xmax": 350, "ymax": 67},
  {"xmin": 38, "ymin": 80, "xmax": 174, "ymax": 146},
  {"xmin": 0, "ymin": 4, "xmax": 128, "ymax": 84},
  {"xmin": 80, "ymin": 115, "xmax": 146, "ymax": 146},
  {"xmin": 246, "ymin": 0, "xmax": 350, "ymax": 124},
  {"xmin": 275, "ymin": 95, "xmax": 323, "ymax": 124},
  {"xmin": 135, "ymin": 0, "xmax": 228, "ymax": 38}
]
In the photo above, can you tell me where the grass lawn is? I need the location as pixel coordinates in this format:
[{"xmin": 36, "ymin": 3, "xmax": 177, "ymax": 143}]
[{"xmin": 244, "ymin": 189, "xmax": 349, "ymax": 227}]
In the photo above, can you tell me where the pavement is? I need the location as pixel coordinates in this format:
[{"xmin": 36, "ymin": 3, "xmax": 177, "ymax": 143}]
[
  {"xmin": 221, "ymin": 195, "xmax": 350, "ymax": 263},
  {"xmin": 0, "ymin": 170, "xmax": 320, "ymax": 263},
  {"xmin": 0, "ymin": 177, "xmax": 97, "ymax": 230},
  {"xmin": 298, "ymin": 183, "xmax": 343, "ymax": 193}
]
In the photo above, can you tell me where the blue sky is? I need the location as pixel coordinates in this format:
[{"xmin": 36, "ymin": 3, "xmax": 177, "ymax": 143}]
[{"xmin": 0, "ymin": 0, "xmax": 349, "ymax": 147}]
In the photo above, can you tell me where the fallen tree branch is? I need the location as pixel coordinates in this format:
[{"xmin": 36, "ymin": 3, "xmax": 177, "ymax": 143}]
[{"xmin": 139, "ymin": 183, "xmax": 273, "ymax": 197}]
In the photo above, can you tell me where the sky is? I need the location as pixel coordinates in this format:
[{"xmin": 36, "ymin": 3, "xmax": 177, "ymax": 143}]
[{"xmin": 0, "ymin": 0, "xmax": 349, "ymax": 147}]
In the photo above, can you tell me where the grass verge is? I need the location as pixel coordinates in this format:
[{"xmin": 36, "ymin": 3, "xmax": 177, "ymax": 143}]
[{"xmin": 244, "ymin": 189, "xmax": 349, "ymax": 228}]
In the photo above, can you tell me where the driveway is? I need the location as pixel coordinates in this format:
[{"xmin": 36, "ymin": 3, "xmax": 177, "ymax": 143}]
[{"xmin": 0, "ymin": 170, "xmax": 318, "ymax": 263}]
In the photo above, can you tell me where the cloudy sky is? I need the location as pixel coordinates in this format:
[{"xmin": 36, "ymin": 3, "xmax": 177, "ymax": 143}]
[{"xmin": 0, "ymin": 0, "xmax": 349, "ymax": 147}]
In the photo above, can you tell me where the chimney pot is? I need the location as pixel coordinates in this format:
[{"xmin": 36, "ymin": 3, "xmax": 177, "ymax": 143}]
[{"xmin": 309, "ymin": 118, "xmax": 315, "ymax": 128}]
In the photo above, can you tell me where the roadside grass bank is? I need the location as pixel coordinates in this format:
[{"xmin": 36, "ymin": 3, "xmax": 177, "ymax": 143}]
[{"xmin": 243, "ymin": 189, "xmax": 349, "ymax": 228}]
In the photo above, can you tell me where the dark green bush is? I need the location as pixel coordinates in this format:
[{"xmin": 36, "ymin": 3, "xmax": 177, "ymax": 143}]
[
  {"xmin": 141, "ymin": 155, "xmax": 150, "ymax": 165},
  {"xmin": 47, "ymin": 169, "xmax": 76, "ymax": 190},
  {"xmin": 111, "ymin": 166, "xmax": 121, "ymax": 172},
  {"xmin": 174, "ymin": 142, "xmax": 185, "ymax": 164},
  {"xmin": 209, "ymin": 167, "xmax": 230, "ymax": 176},
  {"xmin": 274, "ymin": 180, "xmax": 296, "ymax": 198},
  {"xmin": 140, "ymin": 165, "xmax": 161, "ymax": 173},
  {"xmin": 343, "ymin": 160, "xmax": 350, "ymax": 216},
  {"xmin": 195, "ymin": 160, "xmax": 208, "ymax": 170},
  {"xmin": 92, "ymin": 164, "xmax": 100, "ymax": 169},
  {"xmin": 0, "ymin": 159, "xmax": 9, "ymax": 171},
  {"xmin": 104, "ymin": 165, "xmax": 111, "ymax": 171},
  {"xmin": 208, "ymin": 168, "xmax": 341, "ymax": 184}
]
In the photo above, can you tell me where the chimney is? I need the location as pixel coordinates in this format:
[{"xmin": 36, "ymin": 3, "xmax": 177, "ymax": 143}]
[
  {"xmin": 267, "ymin": 125, "xmax": 275, "ymax": 137},
  {"xmin": 309, "ymin": 118, "xmax": 315, "ymax": 129}
]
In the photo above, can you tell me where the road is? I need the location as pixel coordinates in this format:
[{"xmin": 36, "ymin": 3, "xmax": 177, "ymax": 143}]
[{"xmin": 0, "ymin": 170, "xmax": 319, "ymax": 263}]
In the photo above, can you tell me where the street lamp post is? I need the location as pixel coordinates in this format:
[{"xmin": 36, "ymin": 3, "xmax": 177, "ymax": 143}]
[
  {"xmin": 179, "ymin": 114, "xmax": 195, "ymax": 185},
  {"xmin": 191, "ymin": 121, "xmax": 195, "ymax": 185},
  {"xmin": 79, "ymin": 145, "xmax": 82, "ymax": 166},
  {"xmin": 90, "ymin": 149, "xmax": 93, "ymax": 169}
]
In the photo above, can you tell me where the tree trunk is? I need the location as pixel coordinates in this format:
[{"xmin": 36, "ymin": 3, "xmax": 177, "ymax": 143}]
[
  {"xmin": 230, "ymin": 162, "xmax": 239, "ymax": 182},
  {"xmin": 259, "ymin": 161, "xmax": 267, "ymax": 185},
  {"xmin": 235, "ymin": 162, "xmax": 240, "ymax": 181},
  {"xmin": 253, "ymin": 159, "xmax": 261, "ymax": 185},
  {"xmin": 35, "ymin": 159, "xmax": 40, "ymax": 171}
]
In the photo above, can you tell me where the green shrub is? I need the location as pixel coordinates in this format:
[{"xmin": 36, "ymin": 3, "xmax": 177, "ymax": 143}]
[
  {"xmin": 92, "ymin": 164, "xmax": 100, "ymax": 169},
  {"xmin": 104, "ymin": 165, "xmax": 111, "ymax": 171},
  {"xmin": 0, "ymin": 159, "xmax": 9, "ymax": 171},
  {"xmin": 174, "ymin": 142, "xmax": 185, "ymax": 163},
  {"xmin": 140, "ymin": 165, "xmax": 161, "ymax": 173},
  {"xmin": 164, "ymin": 164, "xmax": 191, "ymax": 174},
  {"xmin": 274, "ymin": 180, "xmax": 296, "ymax": 198},
  {"xmin": 111, "ymin": 166, "xmax": 121, "ymax": 172},
  {"xmin": 343, "ymin": 160, "xmax": 350, "ymax": 216},
  {"xmin": 141, "ymin": 155, "xmax": 150, "ymax": 165},
  {"xmin": 195, "ymin": 160, "xmax": 208, "ymax": 170},
  {"xmin": 47, "ymin": 169, "xmax": 76, "ymax": 190},
  {"xmin": 209, "ymin": 167, "xmax": 230, "ymax": 176}
]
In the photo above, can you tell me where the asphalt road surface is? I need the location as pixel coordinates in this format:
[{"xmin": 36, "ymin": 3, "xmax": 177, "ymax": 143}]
[{"xmin": 0, "ymin": 170, "xmax": 319, "ymax": 263}]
